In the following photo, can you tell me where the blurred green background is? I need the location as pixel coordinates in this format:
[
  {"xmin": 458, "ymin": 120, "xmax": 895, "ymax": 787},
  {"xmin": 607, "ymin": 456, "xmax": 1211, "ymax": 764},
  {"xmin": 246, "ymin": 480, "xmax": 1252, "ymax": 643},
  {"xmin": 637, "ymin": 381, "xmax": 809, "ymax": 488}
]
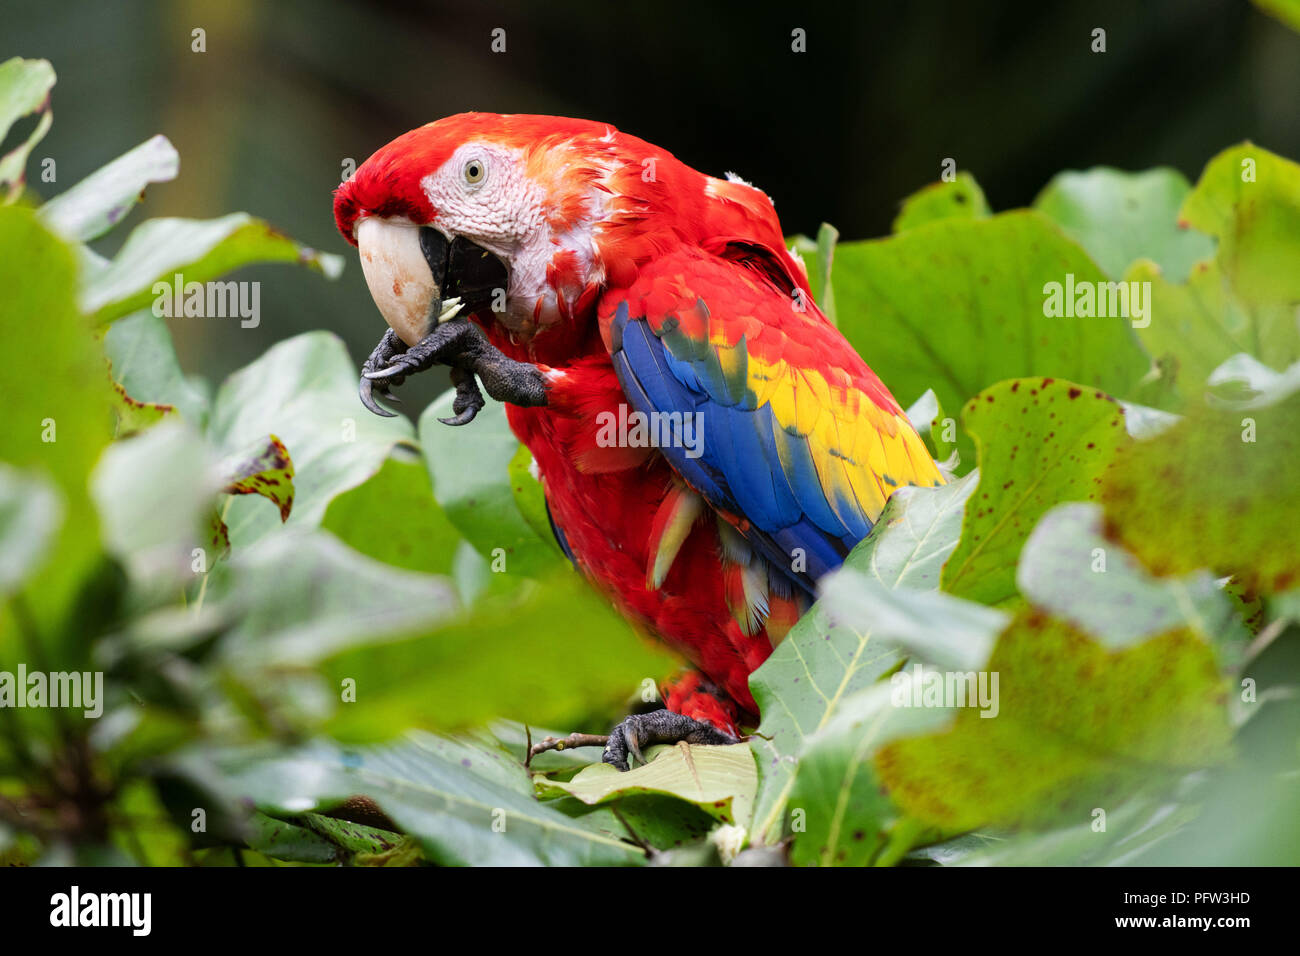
[{"xmin": 6, "ymin": 0, "xmax": 1299, "ymax": 407}]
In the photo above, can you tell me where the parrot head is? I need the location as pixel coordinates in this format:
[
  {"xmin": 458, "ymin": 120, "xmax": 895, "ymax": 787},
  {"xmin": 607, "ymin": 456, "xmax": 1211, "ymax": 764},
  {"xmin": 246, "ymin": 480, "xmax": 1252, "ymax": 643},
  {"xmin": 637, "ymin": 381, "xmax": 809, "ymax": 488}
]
[{"xmin": 334, "ymin": 113, "xmax": 792, "ymax": 351}]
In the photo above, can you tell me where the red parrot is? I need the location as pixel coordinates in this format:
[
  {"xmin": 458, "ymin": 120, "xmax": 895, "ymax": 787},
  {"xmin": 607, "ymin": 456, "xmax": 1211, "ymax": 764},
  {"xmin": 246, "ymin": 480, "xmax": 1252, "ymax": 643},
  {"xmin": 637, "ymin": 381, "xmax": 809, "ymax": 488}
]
[{"xmin": 333, "ymin": 114, "xmax": 944, "ymax": 768}]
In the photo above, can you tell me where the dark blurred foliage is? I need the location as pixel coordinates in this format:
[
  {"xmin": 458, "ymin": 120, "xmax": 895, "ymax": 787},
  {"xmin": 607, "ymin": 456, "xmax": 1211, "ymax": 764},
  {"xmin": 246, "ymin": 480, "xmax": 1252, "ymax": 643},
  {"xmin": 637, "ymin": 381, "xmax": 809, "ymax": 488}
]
[{"xmin": 6, "ymin": 0, "xmax": 1299, "ymax": 409}]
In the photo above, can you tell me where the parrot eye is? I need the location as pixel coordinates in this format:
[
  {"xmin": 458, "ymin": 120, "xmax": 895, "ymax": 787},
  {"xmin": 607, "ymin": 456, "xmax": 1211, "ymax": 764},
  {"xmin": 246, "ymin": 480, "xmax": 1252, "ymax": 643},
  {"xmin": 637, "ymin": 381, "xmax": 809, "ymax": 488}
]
[{"xmin": 463, "ymin": 158, "xmax": 486, "ymax": 185}]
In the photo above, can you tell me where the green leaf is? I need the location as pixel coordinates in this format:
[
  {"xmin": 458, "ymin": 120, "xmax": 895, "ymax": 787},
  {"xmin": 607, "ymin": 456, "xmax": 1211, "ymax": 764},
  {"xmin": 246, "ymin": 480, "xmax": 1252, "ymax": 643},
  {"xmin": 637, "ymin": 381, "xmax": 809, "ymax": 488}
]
[
  {"xmin": 38, "ymin": 135, "xmax": 178, "ymax": 241},
  {"xmin": 507, "ymin": 442, "xmax": 560, "ymax": 551},
  {"xmin": 215, "ymin": 732, "xmax": 647, "ymax": 865},
  {"xmin": 1181, "ymin": 142, "xmax": 1300, "ymax": 307},
  {"xmin": 297, "ymin": 812, "xmax": 403, "ymax": 857},
  {"xmin": 747, "ymin": 472, "xmax": 977, "ymax": 844},
  {"xmin": 243, "ymin": 810, "xmax": 342, "ymax": 864},
  {"xmin": 1018, "ymin": 503, "xmax": 1251, "ymax": 664},
  {"xmin": 1254, "ymin": 0, "xmax": 1300, "ymax": 31},
  {"xmin": 419, "ymin": 391, "xmax": 561, "ymax": 579},
  {"xmin": 109, "ymin": 380, "xmax": 174, "ymax": 438},
  {"xmin": 321, "ymin": 453, "xmax": 461, "ymax": 576},
  {"xmin": 821, "ymin": 571, "xmax": 1008, "ymax": 671},
  {"xmin": 786, "ymin": 682, "xmax": 953, "ymax": 866},
  {"xmin": 81, "ymin": 213, "xmax": 345, "ymax": 325},
  {"xmin": 1100, "ymin": 387, "xmax": 1300, "ymax": 595},
  {"xmin": 89, "ymin": 420, "xmax": 217, "ymax": 587},
  {"xmin": 1126, "ymin": 258, "xmax": 1297, "ymax": 402},
  {"xmin": 208, "ymin": 332, "xmax": 412, "ymax": 548},
  {"xmin": 892, "ymin": 172, "xmax": 990, "ymax": 232},
  {"xmin": 812, "ymin": 222, "xmax": 839, "ymax": 324},
  {"xmin": 0, "ymin": 207, "xmax": 113, "ymax": 661},
  {"xmin": 539, "ymin": 743, "xmax": 757, "ymax": 828},
  {"xmin": 876, "ymin": 611, "xmax": 1233, "ymax": 831},
  {"xmin": 103, "ymin": 309, "xmax": 210, "ymax": 427},
  {"xmin": 0, "ymin": 465, "xmax": 62, "ymax": 597},
  {"xmin": 0, "ymin": 58, "xmax": 54, "ymax": 202},
  {"xmin": 1117, "ymin": 145, "xmax": 1300, "ymax": 402},
  {"xmin": 212, "ymin": 528, "xmax": 459, "ymax": 672},
  {"xmin": 914, "ymin": 795, "xmax": 1201, "ymax": 866},
  {"xmin": 941, "ymin": 377, "xmax": 1133, "ymax": 607},
  {"xmin": 904, "ymin": 388, "xmax": 955, "ymax": 462},
  {"xmin": 315, "ymin": 568, "xmax": 678, "ymax": 740},
  {"xmin": 1033, "ymin": 167, "xmax": 1214, "ymax": 280},
  {"xmin": 825, "ymin": 212, "xmax": 1150, "ymax": 466}
]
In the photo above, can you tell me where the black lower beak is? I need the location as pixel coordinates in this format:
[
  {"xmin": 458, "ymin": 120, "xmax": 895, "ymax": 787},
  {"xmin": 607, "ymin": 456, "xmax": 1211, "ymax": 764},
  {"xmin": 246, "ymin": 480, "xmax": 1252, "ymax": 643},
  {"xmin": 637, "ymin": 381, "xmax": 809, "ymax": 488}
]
[{"xmin": 419, "ymin": 227, "xmax": 509, "ymax": 319}]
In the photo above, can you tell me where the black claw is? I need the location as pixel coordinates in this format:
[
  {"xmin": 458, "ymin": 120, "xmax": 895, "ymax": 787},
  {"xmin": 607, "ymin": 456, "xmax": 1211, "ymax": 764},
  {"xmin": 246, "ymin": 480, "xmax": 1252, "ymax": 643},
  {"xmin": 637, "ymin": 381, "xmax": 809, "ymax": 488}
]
[
  {"xmin": 358, "ymin": 376, "xmax": 398, "ymax": 417},
  {"xmin": 438, "ymin": 367, "xmax": 485, "ymax": 426},
  {"xmin": 359, "ymin": 328, "xmax": 408, "ymax": 417},
  {"xmin": 602, "ymin": 710, "xmax": 738, "ymax": 771}
]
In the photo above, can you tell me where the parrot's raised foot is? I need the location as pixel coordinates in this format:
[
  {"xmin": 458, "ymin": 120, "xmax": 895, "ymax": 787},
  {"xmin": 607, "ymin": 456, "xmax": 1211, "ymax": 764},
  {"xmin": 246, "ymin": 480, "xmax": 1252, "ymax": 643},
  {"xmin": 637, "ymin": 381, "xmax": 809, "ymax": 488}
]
[
  {"xmin": 438, "ymin": 366, "xmax": 486, "ymax": 426},
  {"xmin": 603, "ymin": 710, "xmax": 738, "ymax": 771},
  {"xmin": 358, "ymin": 319, "xmax": 547, "ymax": 423}
]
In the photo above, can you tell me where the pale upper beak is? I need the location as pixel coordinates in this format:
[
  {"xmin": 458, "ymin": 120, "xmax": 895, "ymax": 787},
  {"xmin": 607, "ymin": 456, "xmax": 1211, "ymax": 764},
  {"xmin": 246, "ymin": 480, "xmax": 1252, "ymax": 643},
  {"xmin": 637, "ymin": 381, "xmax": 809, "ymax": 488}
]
[
  {"xmin": 355, "ymin": 217, "xmax": 510, "ymax": 348},
  {"xmin": 356, "ymin": 217, "xmax": 439, "ymax": 348}
]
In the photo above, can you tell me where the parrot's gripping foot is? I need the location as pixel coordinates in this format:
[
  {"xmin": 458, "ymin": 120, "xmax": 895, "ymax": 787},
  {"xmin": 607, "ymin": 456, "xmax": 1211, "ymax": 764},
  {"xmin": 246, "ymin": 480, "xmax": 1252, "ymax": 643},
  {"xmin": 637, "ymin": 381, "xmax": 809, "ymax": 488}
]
[
  {"xmin": 358, "ymin": 328, "xmax": 407, "ymax": 417},
  {"xmin": 603, "ymin": 710, "xmax": 738, "ymax": 771},
  {"xmin": 525, "ymin": 712, "xmax": 737, "ymax": 771},
  {"xmin": 359, "ymin": 320, "xmax": 547, "ymax": 423}
]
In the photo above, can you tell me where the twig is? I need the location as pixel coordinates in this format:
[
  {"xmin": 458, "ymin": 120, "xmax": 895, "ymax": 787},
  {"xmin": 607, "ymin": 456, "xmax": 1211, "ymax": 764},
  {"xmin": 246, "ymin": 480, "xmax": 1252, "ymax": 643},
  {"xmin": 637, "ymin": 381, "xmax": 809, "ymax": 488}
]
[{"xmin": 526, "ymin": 732, "xmax": 609, "ymax": 766}]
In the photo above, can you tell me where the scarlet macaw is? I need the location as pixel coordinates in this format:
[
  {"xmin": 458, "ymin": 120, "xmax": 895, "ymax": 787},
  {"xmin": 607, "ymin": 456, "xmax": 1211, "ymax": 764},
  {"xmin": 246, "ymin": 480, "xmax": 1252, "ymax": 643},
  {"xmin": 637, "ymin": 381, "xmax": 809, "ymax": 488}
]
[{"xmin": 333, "ymin": 114, "xmax": 944, "ymax": 768}]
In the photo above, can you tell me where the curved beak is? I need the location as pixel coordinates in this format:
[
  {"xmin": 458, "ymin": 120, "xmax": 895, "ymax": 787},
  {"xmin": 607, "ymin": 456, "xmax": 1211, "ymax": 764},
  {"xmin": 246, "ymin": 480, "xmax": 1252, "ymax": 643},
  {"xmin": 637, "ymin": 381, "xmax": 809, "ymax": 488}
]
[{"xmin": 356, "ymin": 217, "xmax": 509, "ymax": 348}]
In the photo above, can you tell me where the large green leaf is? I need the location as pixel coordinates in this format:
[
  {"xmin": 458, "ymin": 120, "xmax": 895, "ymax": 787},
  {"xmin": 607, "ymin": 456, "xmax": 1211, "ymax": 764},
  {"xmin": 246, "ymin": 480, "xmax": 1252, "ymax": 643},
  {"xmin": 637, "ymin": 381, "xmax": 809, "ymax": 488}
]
[
  {"xmin": 941, "ymin": 377, "xmax": 1133, "ymax": 607},
  {"xmin": 321, "ymin": 452, "xmax": 461, "ymax": 576},
  {"xmin": 419, "ymin": 392, "xmax": 562, "ymax": 579},
  {"xmin": 212, "ymin": 528, "xmax": 459, "ymax": 672},
  {"xmin": 786, "ymin": 681, "xmax": 953, "ymax": 866},
  {"xmin": 38, "ymin": 135, "xmax": 178, "ymax": 241},
  {"xmin": 1018, "ymin": 502, "xmax": 1250, "ymax": 664},
  {"xmin": 1101, "ymin": 387, "xmax": 1300, "ymax": 595},
  {"xmin": 213, "ymin": 732, "xmax": 646, "ymax": 865},
  {"xmin": 89, "ymin": 420, "xmax": 217, "ymax": 587},
  {"xmin": 538, "ymin": 743, "xmax": 757, "ymax": 828},
  {"xmin": 1033, "ymin": 167, "xmax": 1214, "ymax": 280},
  {"xmin": 0, "ymin": 58, "xmax": 54, "ymax": 201},
  {"xmin": 102, "ymin": 310, "xmax": 210, "ymax": 427},
  {"xmin": 0, "ymin": 207, "xmax": 113, "ymax": 662},
  {"xmin": 315, "ymin": 568, "xmax": 679, "ymax": 740},
  {"xmin": 82, "ymin": 213, "xmax": 344, "ymax": 325},
  {"xmin": 747, "ymin": 472, "xmax": 977, "ymax": 845},
  {"xmin": 208, "ymin": 332, "xmax": 413, "ymax": 548},
  {"xmin": 823, "ymin": 211, "xmax": 1150, "ymax": 466},
  {"xmin": 875, "ymin": 611, "xmax": 1233, "ymax": 831},
  {"xmin": 1181, "ymin": 142, "xmax": 1300, "ymax": 307}
]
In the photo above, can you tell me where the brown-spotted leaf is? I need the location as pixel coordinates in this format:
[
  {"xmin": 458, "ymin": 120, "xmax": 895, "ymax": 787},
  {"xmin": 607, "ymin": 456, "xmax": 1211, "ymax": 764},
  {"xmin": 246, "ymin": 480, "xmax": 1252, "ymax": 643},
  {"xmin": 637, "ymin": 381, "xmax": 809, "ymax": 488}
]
[
  {"xmin": 1101, "ymin": 389, "xmax": 1300, "ymax": 594},
  {"xmin": 220, "ymin": 434, "xmax": 295, "ymax": 522},
  {"xmin": 109, "ymin": 379, "xmax": 174, "ymax": 437},
  {"xmin": 941, "ymin": 377, "xmax": 1133, "ymax": 607},
  {"xmin": 875, "ymin": 611, "xmax": 1232, "ymax": 831}
]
